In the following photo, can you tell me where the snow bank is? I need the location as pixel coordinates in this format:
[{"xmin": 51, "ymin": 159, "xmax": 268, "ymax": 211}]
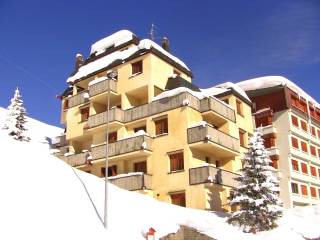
[
  {"xmin": 90, "ymin": 30, "xmax": 135, "ymax": 55},
  {"xmin": 0, "ymin": 107, "xmax": 62, "ymax": 142},
  {"xmin": 1, "ymin": 112, "xmax": 319, "ymax": 240},
  {"xmin": 237, "ymin": 76, "xmax": 319, "ymax": 108},
  {"xmin": 67, "ymin": 36, "xmax": 189, "ymax": 83}
]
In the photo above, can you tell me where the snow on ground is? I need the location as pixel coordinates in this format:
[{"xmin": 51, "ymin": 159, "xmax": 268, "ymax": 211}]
[
  {"xmin": 0, "ymin": 107, "xmax": 63, "ymax": 142},
  {"xmin": 0, "ymin": 112, "xmax": 319, "ymax": 240},
  {"xmin": 236, "ymin": 76, "xmax": 319, "ymax": 108}
]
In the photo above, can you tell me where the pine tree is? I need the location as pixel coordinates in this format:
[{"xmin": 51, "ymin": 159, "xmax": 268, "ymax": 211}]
[
  {"xmin": 2, "ymin": 88, "xmax": 30, "ymax": 141},
  {"xmin": 228, "ymin": 128, "xmax": 282, "ymax": 233}
]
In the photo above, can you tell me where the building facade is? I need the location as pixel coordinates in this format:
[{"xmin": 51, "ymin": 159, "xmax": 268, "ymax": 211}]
[
  {"xmin": 56, "ymin": 30, "xmax": 254, "ymax": 211},
  {"xmin": 237, "ymin": 77, "xmax": 320, "ymax": 208}
]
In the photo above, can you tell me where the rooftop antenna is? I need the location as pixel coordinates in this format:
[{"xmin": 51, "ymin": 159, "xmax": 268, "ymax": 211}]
[{"xmin": 149, "ymin": 23, "xmax": 156, "ymax": 41}]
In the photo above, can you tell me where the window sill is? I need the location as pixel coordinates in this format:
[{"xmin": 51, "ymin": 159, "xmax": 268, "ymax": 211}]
[
  {"xmin": 168, "ymin": 170, "xmax": 185, "ymax": 174},
  {"xmin": 154, "ymin": 133, "xmax": 168, "ymax": 138},
  {"xmin": 129, "ymin": 72, "xmax": 142, "ymax": 78}
]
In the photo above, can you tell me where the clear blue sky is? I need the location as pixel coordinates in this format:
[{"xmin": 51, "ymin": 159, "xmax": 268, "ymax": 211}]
[{"xmin": 0, "ymin": 0, "xmax": 319, "ymax": 127}]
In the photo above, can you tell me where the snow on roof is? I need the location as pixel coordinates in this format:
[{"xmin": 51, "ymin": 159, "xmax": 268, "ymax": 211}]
[
  {"xmin": 90, "ymin": 30, "xmax": 135, "ymax": 55},
  {"xmin": 67, "ymin": 37, "xmax": 190, "ymax": 83},
  {"xmin": 236, "ymin": 76, "xmax": 320, "ymax": 108},
  {"xmin": 152, "ymin": 86, "xmax": 234, "ymax": 110},
  {"xmin": 214, "ymin": 81, "xmax": 251, "ymax": 102}
]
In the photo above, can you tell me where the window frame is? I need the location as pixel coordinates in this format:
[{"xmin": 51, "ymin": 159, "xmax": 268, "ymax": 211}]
[
  {"xmin": 170, "ymin": 192, "xmax": 186, "ymax": 207},
  {"xmin": 155, "ymin": 117, "xmax": 168, "ymax": 136},
  {"xmin": 131, "ymin": 60, "xmax": 143, "ymax": 75},
  {"xmin": 169, "ymin": 152, "xmax": 184, "ymax": 172}
]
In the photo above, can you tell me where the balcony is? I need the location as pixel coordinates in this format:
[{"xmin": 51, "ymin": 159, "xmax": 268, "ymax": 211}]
[
  {"xmin": 108, "ymin": 173, "xmax": 152, "ymax": 191},
  {"xmin": 260, "ymin": 124, "xmax": 277, "ymax": 135},
  {"xmin": 63, "ymin": 152, "xmax": 89, "ymax": 167},
  {"xmin": 189, "ymin": 166, "xmax": 239, "ymax": 188},
  {"xmin": 68, "ymin": 91, "xmax": 89, "ymax": 108},
  {"xmin": 187, "ymin": 125, "xmax": 240, "ymax": 158},
  {"xmin": 89, "ymin": 78, "xmax": 118, "ymax": 97},
  {"xmin": 91, "ymin": 135, "xmax": 153, "ymax": 161},
  {"xmin": 88, "ymin": 107, "xmax": 124, "ymax": 130},
  {"xmin": 200, "ymin": 97, "xmax": 236, "ymax": 124},
  {"xmin": 52, "ymin": 134, "xmax": 68, "ymax": 148}
]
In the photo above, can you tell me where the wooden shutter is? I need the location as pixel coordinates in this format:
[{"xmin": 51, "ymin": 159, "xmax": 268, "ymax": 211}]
[
  {"xmin": 170, "ymin": 152, "xmax": 184, "ymax": 172},
  {"xmin": 155, "ymin": 118, "xmax": 168, "ymax": 135},
  {"xmin": 134, "ymin": 161, "xmax": 147, "ymax": 173},
  {"xmin": 170, "ymin": 193, "xmax": 186, "ymax": 207},
  {"xmin": 108, "ymin": 132, "xmax": 117, "ymax": 143}
]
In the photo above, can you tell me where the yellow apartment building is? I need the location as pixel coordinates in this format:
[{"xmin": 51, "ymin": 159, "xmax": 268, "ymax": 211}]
[{"xmin": 55, "ymin": 30, "xmax": 253, "ymax": 211}]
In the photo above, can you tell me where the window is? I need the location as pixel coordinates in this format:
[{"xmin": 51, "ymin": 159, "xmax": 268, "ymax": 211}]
[
  {"xmin": 317, "ymin": 129, "xmax": 320, "ymax": 139},
  {"xmin": 155, "ymin": 118, "xmax": 168, "ymax": 135},
  {"xmin": 318, "ymin": 169, "xmax": 320, "ymax": 178},
  {"xmin": 108, "ymin": 132, "xmax": 117, "ymax": 144},
  {"xmin": 134, "ymin": 161, "xmax": 147, "ymax": 173},
  {"xmin": 291, "ymin": 115, "xmax": 299, "ymax": 127},
  {"xmin": 80, "ymin": 107, "xmax": 89, "ymax": 122},
  {"xmin": 300, "ymin": 141, "xmax": 308, "ymax": 153},
  {"xmin": 101, "ymin": 165, "xmax": 117, "ymax": 177},
  {"xmin": 310, "ymin": 187, "xmax": 317, "ymax": 198},
  {"xmin": 205, "ymin": 156, "xmax": 210, "ymax": 164},
  {"xmin": 311, "ymin": 126, "xmax": 316, "ymax": 136},
  {"xmin": 291, "ymin": 159, "xmax": 299, "ymax": 171},
  {"xmin": 131, "ymin": 60, "xmax": 143, "ymax": 75},
  {"xmin": 239, "ymin": 130, "xmax": 246, "ymax": 147},
  {"xmin": 318, "ymin": 149, "xmax": 320, "ymax": 158},
  {"xmin": 301, "ymin": 185, "xmax": 308, "ymax": 196},
  {"xmin": 291, "ymin": 137, "xmax": 299, "ymax": 149},
  {"xmin": 310, "ymin": 145, "xmax": 317, "ymax": 156},
  {"xmin": 215, "ymin": 160, "xmax": 221, "ymax": 168},
  {"xmin": 300, "ymin": 162, "xmax": 308, "ymax": 174},
  {"xmin": 300, "ymin": 120, "xmax": 308, "ymax": 132},
  {"xmin": 310, "ymin": 166, "xmax": 317, "ymax": 177},
  {"xmin": 170, "ymin": 192, "xmax": 186, "ymax": 207},
  {"xmin": 236, "ymin": 100, "xmax": 243, "ymax": 116},
  {"xmin": 291, "ymin": 183, "xmax": 299, "ymax": 194},
  {"xmin": 223, "ymin": 99, "xmax": 229, "ymax": 104},
  {"xmin": 63, "ymin": 99, "xmax": 69, "ymax": 110},
  {"xmin": 134, "ymin": 126, "xmax": 146, "ymax": 133},
  {"xmin": 169, "ymin": 152, "xmax": 184, "ymax": 172}
]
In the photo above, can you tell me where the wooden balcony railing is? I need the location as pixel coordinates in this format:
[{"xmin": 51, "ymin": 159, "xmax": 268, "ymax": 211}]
[
  {"xmin": 88, "ymin": 107, "xmax": 124, "ymax": 128},
  {"xmin": 63, "ymin": 152, "xmax": 89, "ymax": 167},
  {"xmin": 89, "ymin": 78, "xmax": 118, "ymax": 97},
  {"xmin": 53, "ymin": 134, "xmax": 68, "ymax": 147},
  {"xmin": 200, "ymin": 97, "xmax": 236, "ymax": 122},
  {"xmin": 91, "ymin": 135, "xmax": 153, "ymax": 160},
  {"xmin": 68, "ymin": 91, "xmax": 89, "ymax": 108},
  {"xmin": 108, "ymin": 173, "xmax": 152, "ymax": 191},
  {"xmin": 189, "ymin": 166, "xmax": 239, "ymax": 188},
  {"xmin": 187, "ymin": 125, "xmax": 240, "ymax": 153}
]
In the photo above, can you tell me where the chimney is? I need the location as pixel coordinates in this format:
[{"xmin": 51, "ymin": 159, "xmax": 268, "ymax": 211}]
[
  {"xmin": 74, "ymin": 53, "xmax": 84, "ymax": 71},
  {"xmin": 161, "ymin": 37, "xmax": 170, "ymax": 52}
]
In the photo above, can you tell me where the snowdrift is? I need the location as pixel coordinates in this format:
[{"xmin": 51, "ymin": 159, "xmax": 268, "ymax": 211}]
[{"xmin": 0, "ymin": 108, "xmax": 319, "ymax": 240}]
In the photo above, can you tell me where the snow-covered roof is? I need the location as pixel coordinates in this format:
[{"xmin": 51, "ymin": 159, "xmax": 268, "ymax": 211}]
[
  {"xmin": 90, "ymin": 30, "xmax": 135, "ymax": 56},
  {"xmin": 68, "ymin": 33, "xmax": 190, "ymax": 84},
  {"xmin": 214, "ymin": 82, "xmax": 251, "ymax": 103},
  {"xmin": 236, "ymin": 76, "xmax": 320, "ymax": 108}
]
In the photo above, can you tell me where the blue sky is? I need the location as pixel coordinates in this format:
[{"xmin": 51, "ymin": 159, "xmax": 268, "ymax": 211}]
[{"xmin": 0, "ymin": 0, "xmax": 319, "ymax": 127}]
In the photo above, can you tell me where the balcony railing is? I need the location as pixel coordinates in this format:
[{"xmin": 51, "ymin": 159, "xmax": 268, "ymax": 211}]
[
  {"xmin": 68, "ymin": 91, "xmax": 89, "ymax": 108},
  {"xmin": 124, "ymin": 92, "xmax": 200, "ymax": 122},
  {"xmin": 189, "ymin": 166, "xmax": 239, "ymax": 188},
  {"xmin": 108, "ymin": 173, "xmax": 152, "ymax": 191},
  {"xmin": 187, "ymin": 125, "xmax": 240, "ymax": 153},
  {"xmin": 63, "ymin": 152, "xmax": 89, "ymax": 167},
  {"xmin": 200, "ymin": 97, "xmax": 236, "ymax": 122},
  {"xmin": 91, "ymin": 135, "xmax": 153, "ymax": 160},
  {"xmin": 89, "ymin": 78, "xmax": 118, "ymax": 97},
  {"xmin": 88, "ymin": 107, "xmax": 124, "ymax": 128},
  {"xmin": 52, "ymin": 134, "xmax": 68, "ymax": 148}
]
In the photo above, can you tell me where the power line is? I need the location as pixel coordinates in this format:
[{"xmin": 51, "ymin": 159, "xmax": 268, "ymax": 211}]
[{"xmin": 0, "ymin": 51, "xmax": 58, "ymax": 94}]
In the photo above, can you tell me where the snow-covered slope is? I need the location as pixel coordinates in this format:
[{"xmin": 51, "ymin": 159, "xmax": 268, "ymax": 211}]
[
  {"xmin": 0, "ymin": 113, "xmax": 319, "ymax": 240},
  {"xmin": 0, "ymin": 107, "xmax": 63, "ymax": 142}
]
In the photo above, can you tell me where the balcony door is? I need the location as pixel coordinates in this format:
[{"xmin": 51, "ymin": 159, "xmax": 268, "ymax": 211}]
[{"xmin": 134, "ymin": 161, "xmax": 147, "ymax": 174}]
